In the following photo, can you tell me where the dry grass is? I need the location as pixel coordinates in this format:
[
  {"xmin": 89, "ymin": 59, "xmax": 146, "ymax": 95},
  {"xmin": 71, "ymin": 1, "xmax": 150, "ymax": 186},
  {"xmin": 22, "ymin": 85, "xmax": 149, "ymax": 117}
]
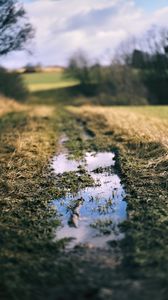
[
  {"xmin": 0, "ymin": 97, "xmax": 58, "ymax": 218},
  {"xmin": 67, "ymin": 105, "xmax": 168, "ymax": 184},
  {"xmin": 0, "ymin": 96, "xmax": 24, "ymax": 116},
  {"xmin": 0, "ymin": 96, "xmax": 62, "ymax": 299},
  {"xmin": 0, "ymin": 96, "xmax": 54, "ymax": 118},
  {"xmin": 69, "ymin": 105, "xmax": 168, "ymax": 175},
  {"xmin": 69, "ymin": 105, "xmax": 168, "ymax": 148},
  {"xmin": 0, "ymin": 97, "xmax": 56, "ymax": 165}
]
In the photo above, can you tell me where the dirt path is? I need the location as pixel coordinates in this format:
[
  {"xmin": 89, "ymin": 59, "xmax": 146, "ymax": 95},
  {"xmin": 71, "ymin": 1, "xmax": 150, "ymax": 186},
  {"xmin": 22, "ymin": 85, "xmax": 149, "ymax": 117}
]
[{"xmin": 0, "ymin": 99, "xmax": 168, "ymax": 300}]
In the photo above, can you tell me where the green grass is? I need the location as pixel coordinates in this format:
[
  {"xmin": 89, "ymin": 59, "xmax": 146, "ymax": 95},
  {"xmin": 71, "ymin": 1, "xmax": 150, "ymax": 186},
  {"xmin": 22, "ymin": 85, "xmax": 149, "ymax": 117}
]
[
  {"xmin": 23, "ymin": 71, "xmax": 78, "ymax": 92},
  {"xmin": 116, "ymin": 105, "xmax": 168, "ymax": 120},
  {"xmin": 1, "ymin": 73, "xmax": 168, "ymax": 300}
]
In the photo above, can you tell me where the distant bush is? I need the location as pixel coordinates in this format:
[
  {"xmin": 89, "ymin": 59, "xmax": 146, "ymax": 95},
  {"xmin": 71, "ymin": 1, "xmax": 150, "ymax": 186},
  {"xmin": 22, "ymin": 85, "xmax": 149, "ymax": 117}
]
[
  {"xmin": 0, "ymin": 67, "xmax": 28, "ymax": 101},
  {"xmin": 66, "ymin": 51, "xmax": 91, "ymax": 85},
  {"xmin": 107, "ymin": 65, "xmax": 148, "ymax": 105},
  {"xmin": 67, "ymin": 52, "xmax": 148, "ymax": 105},
  {"xmin": 143, "ymin": 72, "xmax": 168, "ymax": 104},
  {"xmin": 95, "ymin": 92, "xmax": 148, "ymax": 106},
  {"xmin": 24, "ymin": 63, "xmax": 42, "ymax": 73}
]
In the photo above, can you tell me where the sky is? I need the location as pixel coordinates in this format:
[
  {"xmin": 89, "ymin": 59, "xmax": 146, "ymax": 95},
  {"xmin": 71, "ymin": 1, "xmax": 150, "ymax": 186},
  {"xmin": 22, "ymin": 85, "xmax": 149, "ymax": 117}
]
[{"xmin": 2, "ymin": 0, "xmax": 168, "ymax": 68}]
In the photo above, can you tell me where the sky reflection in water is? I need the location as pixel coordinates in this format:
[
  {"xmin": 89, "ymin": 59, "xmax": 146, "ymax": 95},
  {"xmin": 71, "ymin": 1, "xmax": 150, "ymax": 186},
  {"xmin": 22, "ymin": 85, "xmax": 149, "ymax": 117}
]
[{"xmin": 52, "ymin": 151, "xmax": 127, "ymax": 248}]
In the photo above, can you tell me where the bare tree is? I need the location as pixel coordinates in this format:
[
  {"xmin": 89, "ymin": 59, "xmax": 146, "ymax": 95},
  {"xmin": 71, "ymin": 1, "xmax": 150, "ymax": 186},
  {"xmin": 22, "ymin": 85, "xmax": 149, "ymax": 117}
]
[
  {"xmin": 0, "ymin": 0, "xmax": 34, "ymax": 56},
  {"xmin": 115, "ymin": 26, "xmax": 168, "ymax": 67},
  {"xmin": 114, "ymin": 36, "xmax": 138, "ymax": 65},
  {"xmin": 143, "ymin": 26, "xmax": 168, "ymax": 55}
]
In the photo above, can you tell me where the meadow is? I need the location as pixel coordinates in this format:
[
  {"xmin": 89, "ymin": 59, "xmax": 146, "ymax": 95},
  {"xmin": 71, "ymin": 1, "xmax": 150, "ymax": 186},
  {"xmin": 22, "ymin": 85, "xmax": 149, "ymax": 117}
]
[
  {"xmin": 0, "ymin": 71, "xmax": 168, "ymax": 300},
  {"xmin": 23, "ymin": 70, "xmax": 78, "ymax": 92}
]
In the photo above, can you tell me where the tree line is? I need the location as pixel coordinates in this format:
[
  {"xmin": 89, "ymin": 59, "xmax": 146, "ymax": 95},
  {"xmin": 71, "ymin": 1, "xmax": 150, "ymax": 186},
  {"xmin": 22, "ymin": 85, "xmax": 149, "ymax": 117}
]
[
  {"xmin": 66, "ymin": 27, "xmax": 168, "ymax": 105},
  {"xmin": 0, "ymin": 1, "xmax": 168, "ymax": 105}
]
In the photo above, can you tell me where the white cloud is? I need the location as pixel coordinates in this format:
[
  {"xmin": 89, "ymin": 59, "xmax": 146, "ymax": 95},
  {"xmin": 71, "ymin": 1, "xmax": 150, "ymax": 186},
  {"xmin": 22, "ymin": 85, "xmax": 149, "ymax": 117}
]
[{"xmin": 2, "ymin": 0, "xmax": 168, "ymax": 68}]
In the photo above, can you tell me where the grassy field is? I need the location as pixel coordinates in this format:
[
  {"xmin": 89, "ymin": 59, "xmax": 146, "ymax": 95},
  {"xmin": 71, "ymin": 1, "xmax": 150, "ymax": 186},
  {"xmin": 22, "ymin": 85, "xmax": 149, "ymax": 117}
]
[
  {"xmin": 70, "ymin": 105, "xmax": 168, "ymax": 148},
  {"xmin": 0, "ymin": 74, "xmax": 168, "ymax": 300},
  {"xmin": 113, "ymin": 105, "xmax": 168, "ymax": 120},
  {"xmin": 69, "ymin": 104, "xmax": 168, "ymax": 283},
  {"xmin": 23, "ymin": 71, "xmax": 78, "ymax": 92}
]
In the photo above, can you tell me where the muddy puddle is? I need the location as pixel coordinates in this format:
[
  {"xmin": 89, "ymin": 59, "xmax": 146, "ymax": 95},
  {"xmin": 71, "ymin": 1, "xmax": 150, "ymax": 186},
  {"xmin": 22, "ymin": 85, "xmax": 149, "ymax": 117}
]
[{"xmin": 52, "ymin": 139, "xmax": 127, "ymax": 248}]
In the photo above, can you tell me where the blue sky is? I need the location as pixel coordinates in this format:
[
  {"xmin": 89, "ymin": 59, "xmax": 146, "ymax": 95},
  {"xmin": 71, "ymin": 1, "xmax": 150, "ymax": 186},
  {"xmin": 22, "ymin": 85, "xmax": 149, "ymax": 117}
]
[
  {"xmin": 135, "ymin": 0, "xmax": 168, "ymax": 12},
  {"xmin": 2, "ymin": 0, "xmax": 168, "ymax": 68},
  {"xmin": 23, "ymin": 0, "xmax": 168, "ymax": 12}
]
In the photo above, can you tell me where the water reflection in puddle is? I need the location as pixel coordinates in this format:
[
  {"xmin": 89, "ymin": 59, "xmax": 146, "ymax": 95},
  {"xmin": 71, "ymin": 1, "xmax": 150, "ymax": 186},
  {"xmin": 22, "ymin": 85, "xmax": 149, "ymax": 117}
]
[
  {"xmin": 52, "ymin": 152, "xmax": 115, "ymax": 174},
  {"xmin": 52, "ymin": 151, "xmax": 127, "ymax": 248},
  {"xmin": 85, "ymin": 152, "xmax": 115, "ymax": 171},
  {"xmin": 52, "ymin": 154, "xmax": 79, "ymax": 174}
]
